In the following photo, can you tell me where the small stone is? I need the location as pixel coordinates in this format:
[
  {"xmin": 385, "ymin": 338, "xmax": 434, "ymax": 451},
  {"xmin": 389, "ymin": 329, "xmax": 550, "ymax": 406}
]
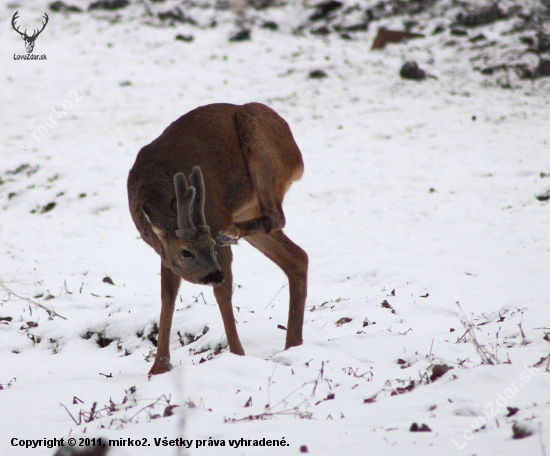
[
  {"xmin": 400, "ymin": 61, "xmax": 426, "ymax": 81},
  {"xmin": 229, "ymin": 29, "xmax": 251, "ymax": 42},
  {"xmin": 175, "ymin": 34, "xmax": 194, "ymax": 42},
  {"xmin": 309, "ymin": 69, "xmax": 328, "ymax": 79},
  {"xmin": 451, "ymin": 28, "xmax": 468, "ymax": 36},
  {"xmin": 261, "ymin": 21, "xmax": 278, "ymax": 31}
]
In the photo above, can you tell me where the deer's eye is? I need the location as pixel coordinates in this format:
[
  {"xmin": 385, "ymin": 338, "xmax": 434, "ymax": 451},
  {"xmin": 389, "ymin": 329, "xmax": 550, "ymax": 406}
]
[{"xmin": 181, "ymin": 249, "xmax": 194, "ymax": 258}]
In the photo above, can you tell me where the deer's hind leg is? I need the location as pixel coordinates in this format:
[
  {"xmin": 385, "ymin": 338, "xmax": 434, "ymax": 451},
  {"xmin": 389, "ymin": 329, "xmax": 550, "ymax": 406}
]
[
  {"xmin": 245, "ymin": 230, "xmax": 308, "ymax": 349},
  {"xmin": 218, "ymin": 103, "xmax": 303, "ymax": 242}
]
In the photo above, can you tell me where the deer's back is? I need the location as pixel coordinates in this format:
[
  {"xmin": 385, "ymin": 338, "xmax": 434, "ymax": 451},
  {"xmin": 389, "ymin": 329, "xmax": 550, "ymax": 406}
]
[
  {"xmin": 128, "ymin": 102, "xmax": 303, "ymax": 238},
  {"xmin": 128, "ymin": 104, "xmax": 251, "ymax": 226}
]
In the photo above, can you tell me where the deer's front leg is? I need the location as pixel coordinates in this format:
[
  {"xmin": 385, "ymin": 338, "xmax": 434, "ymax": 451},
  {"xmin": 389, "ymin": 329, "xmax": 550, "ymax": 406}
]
[
  {"xmin": 149, "ymin": 263, "xmax": 181, "ymax": 375},
  {"xmin": 213, "ymin": 246, "xmax": 245, "ymax": 355}
]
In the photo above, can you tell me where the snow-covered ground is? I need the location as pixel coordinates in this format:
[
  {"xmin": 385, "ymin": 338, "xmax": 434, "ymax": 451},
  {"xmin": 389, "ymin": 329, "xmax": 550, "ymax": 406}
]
[{"xmin": 1, "ymin": 1, "xmax": 550, "ymax": 455}]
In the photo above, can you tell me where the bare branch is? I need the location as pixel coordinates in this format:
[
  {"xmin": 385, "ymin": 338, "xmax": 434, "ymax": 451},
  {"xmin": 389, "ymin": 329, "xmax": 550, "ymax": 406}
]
[{"xmin": 0, "ymin": 281, "xmax": 67, "ymax": 320}]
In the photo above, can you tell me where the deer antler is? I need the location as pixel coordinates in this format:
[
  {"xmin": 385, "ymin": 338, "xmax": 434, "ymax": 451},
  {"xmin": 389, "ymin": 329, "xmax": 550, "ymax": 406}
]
[
  {"xmin": 30, "ymin": 12, "xmax": 49, "ymax": 40},
  {"xmin": 11, "ymin": 11, "xmax": 26, "ymax": 38},
  {"xmin": 174, "ymin": 172, "xmax": 196, "ymax": 239},
  {"xmin": 188, "ymin": 167, "xmax": 210, "ymax": 234}
]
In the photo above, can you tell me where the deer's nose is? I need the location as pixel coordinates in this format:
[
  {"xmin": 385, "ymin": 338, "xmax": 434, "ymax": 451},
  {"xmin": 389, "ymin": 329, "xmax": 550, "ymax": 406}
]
[{"xmin": 199, "ymin": 269, "xmax": 224, "ymax": 286}]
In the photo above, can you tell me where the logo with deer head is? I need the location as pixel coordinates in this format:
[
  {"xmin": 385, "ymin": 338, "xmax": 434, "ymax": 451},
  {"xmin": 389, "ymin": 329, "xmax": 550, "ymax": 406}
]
[{"xmin": 11, "ymin": 10, "xmax": 49, "ymax": 54}]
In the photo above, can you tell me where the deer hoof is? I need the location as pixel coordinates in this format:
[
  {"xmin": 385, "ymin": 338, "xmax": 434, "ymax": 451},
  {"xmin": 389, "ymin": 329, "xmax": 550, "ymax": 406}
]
[
  {"xmin": 230, "ymin": 348, "xmax": 245, "ymax": 356},
  {"xmin": 216, "ymin": 233, "xmax": 239, "ymax": 246},
  {"xmin": 285, "ymin": 339, "xmax": 303, "ymax": 350},
  {"xmin": 149, "ymin": 358, "xmax": 172, "ymax": 375}
]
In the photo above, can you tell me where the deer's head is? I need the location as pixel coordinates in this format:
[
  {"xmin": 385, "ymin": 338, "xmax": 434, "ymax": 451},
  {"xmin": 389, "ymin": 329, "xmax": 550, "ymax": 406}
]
[
  {"xmin": 12, "ymin": 11, "xmax": 48, "ymax": 54},
  {"xmin": 145, "ymin": 167, "xmax": 224, "ymax": 287}
]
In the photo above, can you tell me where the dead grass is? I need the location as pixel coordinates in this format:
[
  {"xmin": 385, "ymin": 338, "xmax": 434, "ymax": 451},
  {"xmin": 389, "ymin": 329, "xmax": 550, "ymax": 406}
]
[
  {"xmin": 60, "ymin": 386, "xmax": 179, "ymax": 429},
  {"xmin": 0, "ymin": 281, "xmax": 66, "ymax": 320}
]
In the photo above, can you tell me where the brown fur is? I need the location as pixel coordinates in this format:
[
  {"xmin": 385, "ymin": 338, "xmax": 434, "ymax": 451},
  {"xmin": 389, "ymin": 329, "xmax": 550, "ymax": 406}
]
[
  {"xmin": 371, "ymin": 27, "xmax": 424, "ymax": 50},
  {"xmin": 128, "ymin": 102, "xmax": 307, "ymax": 375}
]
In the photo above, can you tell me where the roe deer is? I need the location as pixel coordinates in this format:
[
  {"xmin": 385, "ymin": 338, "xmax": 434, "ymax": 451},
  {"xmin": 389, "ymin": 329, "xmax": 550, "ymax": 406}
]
[{"xmin": 127, "ymin": 103, "xmax": 308, "ymax": 375}]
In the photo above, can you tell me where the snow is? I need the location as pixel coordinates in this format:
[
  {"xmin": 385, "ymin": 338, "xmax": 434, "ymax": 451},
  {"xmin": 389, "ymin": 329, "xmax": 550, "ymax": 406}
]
[{"xmin": 1, "ymin": 1, "xmax": 550, "ymax": 455}]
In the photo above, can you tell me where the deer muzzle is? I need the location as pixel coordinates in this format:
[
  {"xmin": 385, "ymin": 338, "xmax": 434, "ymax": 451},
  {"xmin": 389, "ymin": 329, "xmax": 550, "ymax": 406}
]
[{"xmin": 199, "ymin": 269, "xmax": 224, "ymax": 286}]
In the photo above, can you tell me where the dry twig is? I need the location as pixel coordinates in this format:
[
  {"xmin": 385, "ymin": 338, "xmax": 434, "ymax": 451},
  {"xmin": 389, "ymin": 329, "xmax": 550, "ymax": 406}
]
[
  {"xmin": 457, "ymin": 302, "xmax": 500, "ymax": 365},
  {"xmin": 0, "ymin": 281, "xmax": 66, "ymax": 320},
  {"xmin": 60, "ymin": 386, "xmax": 178, "ymax": 429}
]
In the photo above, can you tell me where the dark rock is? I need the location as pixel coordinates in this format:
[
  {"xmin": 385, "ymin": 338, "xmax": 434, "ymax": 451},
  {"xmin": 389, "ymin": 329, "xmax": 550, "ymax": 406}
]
[
  {"xmin": 388, "ymin": 0, "xmax": 438, "ymax": 15},
  {"xmin": 512, "ymin": 422, "xmax": 533, "ymax": 440},
  {"xmin": 451, "ymin": 28, "xmax": 467, "ymax": 36},
  {"xmin": 158, "ymin": 7, "xmax": 196, "ymax": 25},
  {"xmin": 538, "ymin": 32, "xmax": 550, "ymax": 53},
  {"xmin": 506, "ymin": 407, "xmax": 519, "ymax": 417},
  {"xmin": 365, "ymin": 8, "xmax": 374, "ymax": 23},
  {"xmin": 89, "ymin": 0, "xmax": 129, "ymax": 11},
  {"xmin": 311, "ymin": 26, "xmax": 331, "ymax": 36},
  {"xmin": 380, "ymin": 299, "xmax": 396, "ymax": 313},
  {"xmin": 429, "ymin": 364, "xmax": 454, "ymax": 382},
  {"xmin": 506, "ymin": 5, "xmax": 523, "ymax": 17},
  {"xmin": 519, "ymin": 36, "xmax": 535, "ymax": 46},
  {"xmin": 40, "ymin": 202, "xmax": 56, "ymax": 214},
  {"xmin": 309, "ymin": 69, "xmax": 327, "ymax": 79},
  {"xmin": 456, "ymin": 4, "xmax": 505, "ymax": 27},
  {"xmin": 335, "ymin": 317, "xmax": 352, "ymax": 326},
  {"xmin": 341, "ymin": 22, "xmax": 368, "ymax": 32},
  {"xmin": 175, "ymin": 34, "xmax": 194, "ymax": 42},
  {"xmin": 82, "ymin": 330, "xmax": 115, "ymax": 348},
  {"xmin": 261, "ymin": 21, "xmax": 278, "ymax": 31},
  {"xmin": 309, "ymin": 1, "xmax": 343, "ymax": 21},
  {"xmin": 535, "ymin": 59, "xmax": 550, "ymax": 78},
  {"xmin": 400, "ymin": 61, "xmax": 426, "ymax": 81},
  {"xmin": 403, "ymin": 20, "xmax": 418, "ymax": 31},
  {"xmin": 49, "ymin": 1, "xmax": 82, "ymax": 12},
  {"xmin": 479, "ymin": 64, "xmax": 507, "ymax": 76},
  {"xmin": 249, "ymin": 0, "xmax": 277, "ymax": 9},
  {"xmin": 96, "ymin": 333, "xmax": 115, "ymax": 348},
  {"xmin": 410, "ymin": 422, "xmax": 432, "ymax": 432},
  {"xmin": 229, "ymin": 29, "xmax": 251, "ymax": 42},
  {"xmin": 469, "ymin": 33, "xmax": 486, "ymax": 42}
]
